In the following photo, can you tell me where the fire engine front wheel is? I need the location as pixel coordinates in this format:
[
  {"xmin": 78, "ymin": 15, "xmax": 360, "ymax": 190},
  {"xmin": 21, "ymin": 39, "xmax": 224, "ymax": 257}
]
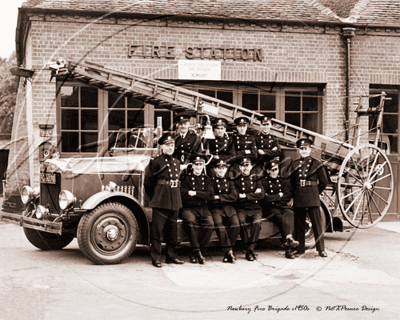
[
  {"xmin": 23, "ymin": 228, "xmax": 74, "ymax": 250},
  {"xmin": 77, "ymin": 202, "xmax": 139, "ymax": 265}
]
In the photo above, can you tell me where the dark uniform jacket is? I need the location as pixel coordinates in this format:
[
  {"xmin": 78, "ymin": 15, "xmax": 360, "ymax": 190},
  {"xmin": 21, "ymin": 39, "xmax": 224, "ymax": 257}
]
[
  {"xmin": 284, "ymin": 156, "xmax": 329, "ymax": 207},
  {"xmin": 230, "ymin": 133, "xmax": 257, "ymax": 159},
  {"xmin": 209, "ymin": 176, "xmax": 238, "ymax": 217},
  {"xmin": 207, "ymin": 134, "xmax": 234, "ymax": 161},
  {"xmin": 261, "ymin": 176, "xmax": 292, "ymax": 210},
  {"xmin": 254, "ymin": 133, "xmax": 282, "ymax": 163},
  {"xmin": 181, "ymin": 172, "xmax": 214, "ymax": 214},
  {"xmin": 144, "ymin": 153, "xmax": 182, "ymax": 210},
  {"xmin": 174, "ymin": 131, "xmax": 201, "ymax": 164},
  {"xmin": 233, "ymin": 173, "xmax": 265, "ymax": 214}
]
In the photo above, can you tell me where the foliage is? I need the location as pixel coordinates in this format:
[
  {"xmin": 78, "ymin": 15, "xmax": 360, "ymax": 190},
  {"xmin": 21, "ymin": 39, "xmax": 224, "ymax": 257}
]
[{"xmin": 0, "ymin": 52, "xmax": 18, "ymax": 134}]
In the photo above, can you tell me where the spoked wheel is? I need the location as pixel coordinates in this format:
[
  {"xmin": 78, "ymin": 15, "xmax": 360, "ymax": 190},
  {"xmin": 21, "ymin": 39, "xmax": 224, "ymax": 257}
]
[{"xmin": 337, "ymin": 144, "xmax": 393, "ymax": 228}]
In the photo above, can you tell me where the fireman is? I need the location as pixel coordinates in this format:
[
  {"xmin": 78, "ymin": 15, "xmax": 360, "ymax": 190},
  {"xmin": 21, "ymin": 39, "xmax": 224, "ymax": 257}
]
[
  {"xmin": 173, "ymin": 113, "xmax": 201, "ymax": 169},
  {"xmin": 180, "ymin": 153, "xmax": 215, "ymax": 264},
  {"xmin": 261, "ymin": 159, "xmax": 299, "ymax": 259},
  {"xmin": 209, "ymin": 158, "xmax": 240, "ymax": 263},
  {"xmin": 144, "ymin": 132, "xmax": 185, "ymax": 268},
  {"xmin": 281, "ymin": 138, "xmax": 329, "ymax": 258},
  {"xmin": 206, "ymin": 117, "xmax": 234, "ymax": 177},
  {"xmin": 228, "ymin": 116, "xmax": 258, "ymax": 179},
  {"xmin": 233, "ymin": 156, "xmax": 265, "ymax": 261},
  {"xmin": 254, "ymin": 116, "xmax": 282, "ymax": 175}
]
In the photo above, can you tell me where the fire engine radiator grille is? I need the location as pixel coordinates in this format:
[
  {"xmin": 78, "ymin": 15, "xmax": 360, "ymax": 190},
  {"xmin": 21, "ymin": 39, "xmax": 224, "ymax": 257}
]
[{"xmin": 40, "ymin": 173, "xmax": 61, "ymax": 214}]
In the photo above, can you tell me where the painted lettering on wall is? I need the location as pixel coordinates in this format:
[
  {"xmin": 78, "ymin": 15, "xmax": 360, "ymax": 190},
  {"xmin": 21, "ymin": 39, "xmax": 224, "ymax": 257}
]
[
  {"xmin": 128, "ymin": 44, "xmax": 176, "ymax": 59},
  {"xmin": 127, "ymin": 44, "xmax": 263, "ymax": 61},
  {"xmin": 186, "ymin": 45, "xmax": 263, "ymax": 61}
]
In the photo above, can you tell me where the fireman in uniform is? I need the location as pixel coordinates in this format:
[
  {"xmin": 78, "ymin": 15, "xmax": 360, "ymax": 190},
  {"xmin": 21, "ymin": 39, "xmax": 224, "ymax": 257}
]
[
  {"xmin": 281, "ymin": 138, "xmax": 329, "ymax": 258},
  {"xmin": 255, "ymin": 116, "xmax": 282, "ymax": 175},
  {"xmin": 208, "ymin": 117, "xmax": 233, "ymax": 161},
  {"xmin": 261, "ymin": 160, "xmax": 299, "ymax": 259},
  {"xmin": 144, "ymin": 132, "xmax": 185, "ymax": 268},
  {"xmin": 229, "ymin": 116, "xmax": 258, "ymax": 179},
  {"xmin": 209, "ymin": 158, "xmax": 240, "ymax": 263},
  {"xmin": 233, "ymin": 156, "xmax": 265, "ymax": 261},
  {"xmin": 174, "ymin": 113, "xmax": 201, "ymax": 169},
  {"xmin": 206, "ymin": 117, "xmax": 234, "ymax": 177},
  {"xmin": 180, "ymin": 153, "xmax": 215, "ymax": 264}
]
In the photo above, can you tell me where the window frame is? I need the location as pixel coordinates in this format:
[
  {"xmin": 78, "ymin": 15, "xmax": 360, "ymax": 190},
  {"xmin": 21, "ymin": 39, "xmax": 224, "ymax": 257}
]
[
  {"xmin": 369, "ymin": 87, "xmax": 399, "ymax": 155},
  {"xmin": 57, "ymin": 81, "xmax": 102, "ymax": 157}
]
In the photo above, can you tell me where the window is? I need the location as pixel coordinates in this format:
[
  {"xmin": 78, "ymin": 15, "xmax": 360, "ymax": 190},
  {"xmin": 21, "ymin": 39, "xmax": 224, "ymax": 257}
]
[
  {"xmin": 284, "ymin": 90, "xmax": 319, "ymax": 132},
  {"xmin": 108, "ymin": 92, "xmax": 144, "ymax": 149},
  {"xmin": 241, "ymin": 91, "xmax": 276, "ymax": 119},
  {"xmin": 369, "ymin": 89, "xmax": 399, "ymax": 154},
  {"xmin": 58, "ymin": 83, "xmax": 153, "ymax": 156},
  {"xmin": 60, "ymin": 86, "xmax": 98, "ymax": 153},
  {"xmin": 198, "ymin": 89, "xmax": 233, "ymax": 104},
  {"xmin": 184, "ymin": 83, "xmax": 321, "ymax": 132}
]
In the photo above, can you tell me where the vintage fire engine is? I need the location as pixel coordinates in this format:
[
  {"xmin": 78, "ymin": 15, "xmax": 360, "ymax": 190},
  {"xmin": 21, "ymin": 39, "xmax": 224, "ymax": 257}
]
[{"xmin": 0, "ymin": 60, "xmax": 393, "ymax": 265}]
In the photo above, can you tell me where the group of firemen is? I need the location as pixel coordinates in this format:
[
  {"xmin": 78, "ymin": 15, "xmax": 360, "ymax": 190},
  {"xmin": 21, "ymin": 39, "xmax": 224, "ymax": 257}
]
[{"xmin": 144, "ymin": 114, "xmax": 329, "ymax": 268}]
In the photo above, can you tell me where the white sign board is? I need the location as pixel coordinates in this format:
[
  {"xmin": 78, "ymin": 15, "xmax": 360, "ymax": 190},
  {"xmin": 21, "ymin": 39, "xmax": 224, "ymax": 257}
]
[{"xmin": 178, "ymin": 60, "xmax": 221, "ymax": 80}]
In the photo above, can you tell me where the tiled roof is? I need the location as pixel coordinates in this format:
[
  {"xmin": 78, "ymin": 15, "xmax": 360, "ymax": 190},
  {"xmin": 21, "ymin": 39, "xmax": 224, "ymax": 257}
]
[
  {"xmin": 317, "ymin": 0, "xmax": 360, "ymax": 18},
  {"xmin": 356, "ymin": 0, "xmax": 400, "ymax": 25},
  {"xmin": 20, "ymin": 0, "xmax": 400, "ymax": 26},
  {"xmin": 20, "ymin": 0, "xmax": 343, "ymax": 23}
]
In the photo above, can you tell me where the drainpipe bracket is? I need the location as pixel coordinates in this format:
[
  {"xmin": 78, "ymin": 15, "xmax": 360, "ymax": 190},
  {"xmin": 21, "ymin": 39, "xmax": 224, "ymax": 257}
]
[{"xmin": 343, "ymin": 27, "xmax": 356, "ymax": 38}]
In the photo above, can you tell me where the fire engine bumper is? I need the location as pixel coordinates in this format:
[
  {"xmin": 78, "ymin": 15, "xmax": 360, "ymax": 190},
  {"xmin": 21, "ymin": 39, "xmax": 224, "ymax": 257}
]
[{"xmin": 0, "ymin": 212, "xmax": 63, "ymax": 235}]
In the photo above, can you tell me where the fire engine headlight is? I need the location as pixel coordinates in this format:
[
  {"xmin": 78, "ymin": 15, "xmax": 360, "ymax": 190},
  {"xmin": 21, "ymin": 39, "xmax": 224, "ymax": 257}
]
[
  {"xmin": 59, "ymin": 190, "xmax": 76, "ymax": 210},
  {"xmin": 21, "ymin": 186, "xmax": 39, "ymax": 204},
  {"xmin": 35, "ymin": 205, "xmax": 49, "ymax": 220}
]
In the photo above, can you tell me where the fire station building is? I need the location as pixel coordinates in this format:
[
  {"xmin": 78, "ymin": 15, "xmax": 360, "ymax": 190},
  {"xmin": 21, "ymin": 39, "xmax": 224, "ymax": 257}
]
[{"xmin": 3, "ymin": 0, "xmax": 400, "ymax": 216}]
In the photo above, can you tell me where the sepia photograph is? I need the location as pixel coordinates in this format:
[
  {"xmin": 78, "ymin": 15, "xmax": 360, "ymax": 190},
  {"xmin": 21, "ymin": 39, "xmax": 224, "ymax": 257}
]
[{"xmin": 0, "ymin": 1, "xmax": 400, "ymax": 319}]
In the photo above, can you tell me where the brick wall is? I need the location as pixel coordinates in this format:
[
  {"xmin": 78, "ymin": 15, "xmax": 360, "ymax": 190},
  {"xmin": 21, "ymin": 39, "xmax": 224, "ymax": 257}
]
[
  {"xmin": 27, "ymin": 16, "xmax": 348, "ymax": 140},
  {"xmin": 11, "ymin": 13, "xmax": 400, "ymax": 196}
]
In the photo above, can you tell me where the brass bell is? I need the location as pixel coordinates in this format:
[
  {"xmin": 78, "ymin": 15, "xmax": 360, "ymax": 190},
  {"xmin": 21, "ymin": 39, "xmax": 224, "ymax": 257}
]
[{"xmin": 202, "ymin": 115, "xmax": 215, "ymax": 140}]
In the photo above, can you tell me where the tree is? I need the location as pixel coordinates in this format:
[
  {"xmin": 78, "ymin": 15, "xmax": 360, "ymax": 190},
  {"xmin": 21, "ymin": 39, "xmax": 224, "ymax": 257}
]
[{"xmin": 0, "ymin": 52, "xmax": 18, "ymax": 134}]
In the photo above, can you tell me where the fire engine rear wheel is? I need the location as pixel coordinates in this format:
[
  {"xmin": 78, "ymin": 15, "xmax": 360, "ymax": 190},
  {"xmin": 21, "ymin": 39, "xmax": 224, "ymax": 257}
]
[
  {"xmin": 337, "ymin": 144, "xmax": 393, "ymax": 228},
  {"xmin": 23, "ymin": 228, "xmax": 74, "ymax": 250},
  {"xmin": 304, "ymin": 207, "xmax": 326, "ymax": 248},
  {"xmin": 77, "ymin": 202, "xmax": 138, "ymax": 265}
]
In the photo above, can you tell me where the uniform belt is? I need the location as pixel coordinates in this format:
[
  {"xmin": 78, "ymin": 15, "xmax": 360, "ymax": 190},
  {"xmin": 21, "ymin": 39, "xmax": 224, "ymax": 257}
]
[
  {"xmin": 297, "ymin": 180, "xmax": 318, "ymax": 187},
  {"xmin": 157, "ymin": 180, "xmax": 181, "ymax": 188}
]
